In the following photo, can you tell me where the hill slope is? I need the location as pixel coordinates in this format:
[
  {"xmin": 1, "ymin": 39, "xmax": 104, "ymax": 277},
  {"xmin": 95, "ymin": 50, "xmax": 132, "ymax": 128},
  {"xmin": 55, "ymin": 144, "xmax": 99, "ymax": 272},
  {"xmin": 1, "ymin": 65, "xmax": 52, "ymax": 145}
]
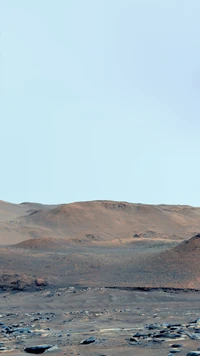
[
  {"xmin": 23, "ymin": 200, "xmax": 200, "ymax": 243},
  {"xmin": 0, "ymin": 200, "xmax": 199, "ymax": 290}
]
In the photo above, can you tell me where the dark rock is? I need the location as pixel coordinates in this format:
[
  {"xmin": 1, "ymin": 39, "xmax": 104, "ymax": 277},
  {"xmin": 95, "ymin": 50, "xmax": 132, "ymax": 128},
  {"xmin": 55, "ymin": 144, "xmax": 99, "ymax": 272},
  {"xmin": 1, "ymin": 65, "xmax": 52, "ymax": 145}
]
[
  {"xmin": 153, "ymin": 331, "xmax": 182, "ymax": 339},
  {"xmin": 169, "ymin": 350, "xmax": 180, "ymax": 353},
  {"xmin": 4, "ymin": 326, "xmax": 12, "ymax": 334},
  {"xmin": 24, "ymin": 345, "xmax": 52, "ymax": 354},
  {"xmin": 35, "ymin": 278, "xmax": 48, "ymax": 287},
  {"xmin": 153, "ymin": 333, "xmax": 167, "ymax": 338},
  {"xmin": 80, "ymin": 337, "xmax": 96, "ymax": 345},
  {"xmin": 187, "ymin": 333, "xmax": 200, "ymax": 340},
  {"xmin": 152, "ymin": 339, "xmax": 165, "ymax": 343},
  {"xmin": 133, "ymin": 332, "xmax": 148, "ymax": 338},
  {"xmin": 129, "ymin": 337, "xmax": 139, "ymax": 342},
  {"xmin": 167, "ymin": 333, "xmax": 182, "ymax": 339},
  {"xmin": 146, "ymin": 323, "xmax": 159, "ymax": 330},
  {"xmin": 133, "ymin": 233, "xmax": 142, "ymax": 238},
  {"xmin": 129, "ymin": 341, "xmax": 141, "ymax": 345},
  {"xmin": 13, "ymin": 327, "xmax": 32, "ymax": 334},
  {"xmin": 168, "ymin": 324, "xmax": 182, "ymax": 328}
]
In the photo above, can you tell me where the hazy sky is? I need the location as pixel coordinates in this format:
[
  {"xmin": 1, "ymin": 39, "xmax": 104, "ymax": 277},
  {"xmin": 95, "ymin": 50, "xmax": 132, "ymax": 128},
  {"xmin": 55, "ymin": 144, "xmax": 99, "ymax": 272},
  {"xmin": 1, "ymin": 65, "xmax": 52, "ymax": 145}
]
[{"xmin": 0, "ymin": 1, "xmax": 200, "ymax": 205}]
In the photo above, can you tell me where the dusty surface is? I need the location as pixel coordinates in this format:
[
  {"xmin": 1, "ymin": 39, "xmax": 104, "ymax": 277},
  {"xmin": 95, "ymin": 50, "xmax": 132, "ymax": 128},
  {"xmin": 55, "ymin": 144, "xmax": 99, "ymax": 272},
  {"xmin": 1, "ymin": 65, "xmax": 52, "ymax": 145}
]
[
  {"xmin": 0, "ymin": 288, "xmax": 200, "ymax": 355},
  {"xmin": 0, "ymin": 199, "xmax": 200, "ymax": 290},
  {"xmin": 0, "ymin": 199, "xmax": 199, "ymax": 354}
]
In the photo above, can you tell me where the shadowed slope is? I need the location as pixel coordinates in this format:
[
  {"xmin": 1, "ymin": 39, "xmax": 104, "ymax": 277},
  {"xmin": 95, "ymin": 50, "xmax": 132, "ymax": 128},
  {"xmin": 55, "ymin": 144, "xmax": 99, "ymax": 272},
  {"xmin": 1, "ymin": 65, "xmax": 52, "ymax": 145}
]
[
  {"xmin": 0, "ymin": 233, "xmax": 199, "ymax": 291},
  {"xmin": 144, "ymin": 234, "xmax": 200, "ymax": 289},
  {"xmin": 176, "ymin": 233, "xmax": 200, "ymax": 251}
]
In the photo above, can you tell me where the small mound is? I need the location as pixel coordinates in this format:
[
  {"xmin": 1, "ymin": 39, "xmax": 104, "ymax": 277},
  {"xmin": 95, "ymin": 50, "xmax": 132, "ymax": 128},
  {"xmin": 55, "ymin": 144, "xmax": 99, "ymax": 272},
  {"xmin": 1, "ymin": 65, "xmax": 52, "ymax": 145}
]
[
  {"xmin": 12, "ymin": 238, "xmax": 69, "ymax": 251},
  {"xmin": 146, "ymin": 234, "xmax": 200, "ymax": 289},
  {"xmin": 176, "ymin": 233, "xmax": 200, "ymax": 251}
]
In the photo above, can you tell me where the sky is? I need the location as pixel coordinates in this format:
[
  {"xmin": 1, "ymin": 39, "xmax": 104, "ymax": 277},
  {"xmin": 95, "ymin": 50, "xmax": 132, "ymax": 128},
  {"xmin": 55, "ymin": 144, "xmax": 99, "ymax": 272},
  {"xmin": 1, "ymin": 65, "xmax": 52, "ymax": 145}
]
[{"xmin": 0, "ymin": 0, "xmax": 200, "ymax": 206}]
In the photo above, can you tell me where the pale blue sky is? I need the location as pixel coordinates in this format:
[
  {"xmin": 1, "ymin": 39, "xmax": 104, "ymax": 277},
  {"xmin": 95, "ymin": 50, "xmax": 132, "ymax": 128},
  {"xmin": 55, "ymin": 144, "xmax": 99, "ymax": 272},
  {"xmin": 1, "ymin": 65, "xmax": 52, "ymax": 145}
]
[{"xmin": 0, "ymin": 0, "xmax": 200, "ymax": 205}]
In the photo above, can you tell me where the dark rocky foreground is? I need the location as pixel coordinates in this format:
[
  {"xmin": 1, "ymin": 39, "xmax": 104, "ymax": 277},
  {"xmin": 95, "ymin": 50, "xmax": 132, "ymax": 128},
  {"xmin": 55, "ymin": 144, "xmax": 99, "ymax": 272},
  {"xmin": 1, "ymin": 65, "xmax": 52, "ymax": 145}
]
[{"xmin": 0, "ymin": 287, "xmax": 199, "ymax": 355}]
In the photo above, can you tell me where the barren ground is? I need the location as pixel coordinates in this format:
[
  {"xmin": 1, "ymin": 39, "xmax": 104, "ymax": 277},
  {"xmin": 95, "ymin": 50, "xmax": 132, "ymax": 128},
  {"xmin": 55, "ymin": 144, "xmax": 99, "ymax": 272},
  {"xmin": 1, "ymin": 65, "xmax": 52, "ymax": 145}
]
[{"xmin": 0, "ymin": 200, "xmax": 199, "ymax": 354}]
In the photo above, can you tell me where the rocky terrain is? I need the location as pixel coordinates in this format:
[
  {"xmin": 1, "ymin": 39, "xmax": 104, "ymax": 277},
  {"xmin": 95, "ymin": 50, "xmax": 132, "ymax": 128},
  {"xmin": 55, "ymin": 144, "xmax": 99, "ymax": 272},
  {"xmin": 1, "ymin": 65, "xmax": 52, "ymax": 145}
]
[
  {"xmin": 0, "ymin": 199, "xmax": 199, "ymax": 354},
  {"xmin": 0, "ymin": 288, "xmax": 200, "ymax": 355}
]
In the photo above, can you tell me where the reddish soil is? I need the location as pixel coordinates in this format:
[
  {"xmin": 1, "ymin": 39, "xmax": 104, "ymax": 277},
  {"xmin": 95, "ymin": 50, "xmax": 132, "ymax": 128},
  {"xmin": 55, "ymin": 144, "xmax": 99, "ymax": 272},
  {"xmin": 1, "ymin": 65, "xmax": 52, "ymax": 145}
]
[{"xmin": 0, "ymin": 200, "xmax": 199, "ymax": 290}]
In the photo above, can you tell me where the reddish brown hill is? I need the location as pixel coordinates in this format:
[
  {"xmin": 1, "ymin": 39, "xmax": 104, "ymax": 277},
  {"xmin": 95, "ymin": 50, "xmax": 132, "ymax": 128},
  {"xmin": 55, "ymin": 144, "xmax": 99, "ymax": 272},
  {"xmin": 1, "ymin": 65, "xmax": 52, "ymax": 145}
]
[
  {"xmin": 24, "ymin": 200, "xmax": 200, "ymax": 243},
  {"xmin": 0, "ymin": 200, "xmax": 200, "ymax": 290},
  {"xmin": 1, "ymin": 199, "xmax": 200, "ymax": 246}
]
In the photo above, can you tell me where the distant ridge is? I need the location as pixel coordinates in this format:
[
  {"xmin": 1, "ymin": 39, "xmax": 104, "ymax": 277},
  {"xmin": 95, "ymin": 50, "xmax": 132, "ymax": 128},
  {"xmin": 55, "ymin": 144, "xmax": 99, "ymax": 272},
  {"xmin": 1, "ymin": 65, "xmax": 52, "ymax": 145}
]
[{"xmin": 24, "ymin": 200, "xmax": 200, "ymax": 242}]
